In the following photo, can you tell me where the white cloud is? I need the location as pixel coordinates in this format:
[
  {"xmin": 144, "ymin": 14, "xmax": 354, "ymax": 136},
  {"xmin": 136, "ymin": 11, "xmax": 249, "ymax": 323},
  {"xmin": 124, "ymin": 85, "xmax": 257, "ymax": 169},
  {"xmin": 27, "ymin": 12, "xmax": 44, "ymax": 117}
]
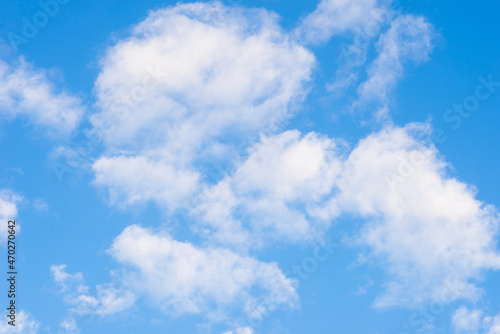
[
  {"xmin": 92, "ymin": 155, "xmax": 200, "ymax": 210},
  {"xmin": 337, "ymin": 123, "xmax": 500, "ymax": 307},
  {"xmin": 60, "ymin": 317, "xmax": 79, "ymax": 333},
  {"xmin": 453, "ymin": 307, "xmax": 482, "ymax": 334},
  {"xmin": 485, "ymin": 315, "xmax": 500, "ymax": 334},
  {"xmin": 83, "ymin": 1, "xmax": 499, "ymax": 323},
  {"xmin": 296, "ymin": 0, "xmax": 399, "ymax": 98},
  {"xmin": 91, "ymin": 1, "xmax": 314, "ymax": 211},
  {"xmin": 51, "ymin": 264, "xmax": 86, "ymax": 294},
  {"xmin": 108, "ymin": 225, "xmax": 298, "ymax": 318},
  {"xmin": 92, "ymin": 2, "xmax": 313, "ymax": 149},
  {"xmin": 0, "ymin": 190, "xmax": 19, "ymax": 221},
  {"xmin": 295, "ymin": 0, "xmax": 392, "ymax": 44},
  {"xmin": 356, "ymin": 15, "xmax": 434, "ymax": 118},
  {"xmin": 95, "ymin": 121, "xmax": 500, "ymax": 315},
  {"xmin": 0, "ymin": 190, "xmax": 21, "ymax": 246},
  {"xmin": 50, "ymin": 264, "xmax": 135, "ymax": 318},
  {"xmin": 0, "ymin": 310, "xmax": 40, "ymax": 333},
  {"xmin": 95, "ymin": 285, "xmax": 136, "ymax": 316},
  {"xmin": 452, "ymin": 307, "xmax": 500, "ymax": 334},
  {"xmin": 0, "ymin": 57, "xmax": 84, "ymax": 135},
  {"xmin": 32, "ymin": 198, "xmax": 48, "ymax": 212},
  {"xmin": 193, "ymin": 130, "xmax": 343, "ymax": 249},
  {"xmin": 222, "ymin": 327, "xmax": 254, "ymax": 334},
  {"xmin": 296, "ymin": 3, "xmax": 435, "ymax": 119},
  {"xmin": 186, "ymin": 122, "xmax": 500, "ymax": 309}
]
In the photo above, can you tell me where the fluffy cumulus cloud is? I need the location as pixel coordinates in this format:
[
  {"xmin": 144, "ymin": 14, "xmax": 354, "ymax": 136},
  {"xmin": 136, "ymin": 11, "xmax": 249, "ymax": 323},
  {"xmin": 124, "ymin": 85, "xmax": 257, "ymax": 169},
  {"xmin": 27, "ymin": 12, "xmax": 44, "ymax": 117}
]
[
  {"xmin": 92, "ymin": 2, "xmax": 313, "ymax": 149},
  {"xmin": 0, "ymin": 56, "xmax": 84, "ymax": 135},
  {"xmin": 81, "ymin": 1, "xmax": 500, "ymax": 331},
  {"xmin": 92, "ymin": 116, "xmax": 500, "ymax": 324},
  {"xmin": 193, "ymin": 130, "xmax": 343, "ymax": 249},
  {"xmin": 108, "ymin": 225, "xmax": 298, "ymax": 319},
  {"xmin": 295, "ymin": 0, "xmax": 392, "ymax": 44},
  {"xmin": 337, "ymin": 123, "xmax": 500, "ymax": 307},
  {"xmin": 90, "ymin": 2, "xmax": 315, "ymax": 211},
  {"xmin": 0, "ymin": 310, "xmax": 40, "ymax": 333},
  {"xmin": 356, "ymin": 15, "xmax": 434, "ymax": 117},
  {"xmin": 193, "ymin": 122, "xmax": 500, "ymax": 308},
  {"xmin": 93, "ymin": 121, "xmax": 500, "ymax": 317}
]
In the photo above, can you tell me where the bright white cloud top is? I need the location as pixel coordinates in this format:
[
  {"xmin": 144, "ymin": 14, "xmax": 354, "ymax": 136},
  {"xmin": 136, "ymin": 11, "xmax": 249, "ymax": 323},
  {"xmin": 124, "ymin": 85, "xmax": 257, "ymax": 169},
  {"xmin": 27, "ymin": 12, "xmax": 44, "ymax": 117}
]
[
  {"xmin": 193, "ymin": 130, "xmax": 343, "ymax": 249},
  {"xmin": 91, "ymin": 2, "xmax": 315, "ymax": 214}
]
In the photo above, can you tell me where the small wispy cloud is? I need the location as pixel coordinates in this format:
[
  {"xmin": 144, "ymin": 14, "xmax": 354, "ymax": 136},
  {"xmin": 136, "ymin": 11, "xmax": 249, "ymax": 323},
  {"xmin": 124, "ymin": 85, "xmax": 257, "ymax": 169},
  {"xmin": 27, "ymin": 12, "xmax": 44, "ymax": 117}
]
[
  {"xmin": 50, "ymin": 264, "xmax": 136, "ymax": 332},
  {"xmin": 0, "ymin": 56, "xmax": 85, "ymax": 136},
  {"xmin": 355, "ymin": 15, "xmax": 435, "ymax": 119},
  {"xmin": 32, "ymin": 198, "xmax": 48, "ymax": 212}
]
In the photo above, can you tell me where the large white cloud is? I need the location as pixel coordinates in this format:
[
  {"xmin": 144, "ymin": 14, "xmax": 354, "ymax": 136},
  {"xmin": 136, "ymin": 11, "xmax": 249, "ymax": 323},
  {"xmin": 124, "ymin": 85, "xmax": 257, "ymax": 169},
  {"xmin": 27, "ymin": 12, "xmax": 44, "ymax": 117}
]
[
  {"xmin": 0, "ymin": 57, "xmax": 84, "ymax": 135},
  {"xmin": 338, "ymin": 123, "xmax": 500, "ymax": 307},
  {"xmin": 95, "ymin": 121, "xmax": 500, "ymax": 316},
  {"xmin": 108, "ymin": 225, "xmax": 298, "ymax": 319},
  {"xmin": 91, "ymin": 1, "xmax": 315, "ymax": 211},
  {"xmin": 195, "ymin": 123, "xmax": 500, "ymax": 308},
  {"xmin": 84, "ymin": 1, "xmax": 500, "ymax": 326}
]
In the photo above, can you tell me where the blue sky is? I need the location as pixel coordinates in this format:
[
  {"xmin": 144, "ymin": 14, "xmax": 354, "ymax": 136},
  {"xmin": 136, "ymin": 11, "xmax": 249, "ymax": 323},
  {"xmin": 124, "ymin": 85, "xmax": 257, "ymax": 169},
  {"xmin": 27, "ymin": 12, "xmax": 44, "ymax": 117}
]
[{"xmin": 0, "ymin": 0, "xmax": 500, "ymax": 333}]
